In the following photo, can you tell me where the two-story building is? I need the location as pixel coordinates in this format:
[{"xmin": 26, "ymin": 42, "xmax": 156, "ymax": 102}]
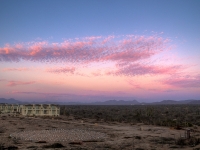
[{"xmin": 0, "ymin": 104, "xmax": 60, "ymax": 116}]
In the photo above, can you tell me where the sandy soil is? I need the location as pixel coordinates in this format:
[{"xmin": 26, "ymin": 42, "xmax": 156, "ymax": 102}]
[{"xmin": 0, "ymin": 114, "xmax": 200, "ymax": 150}]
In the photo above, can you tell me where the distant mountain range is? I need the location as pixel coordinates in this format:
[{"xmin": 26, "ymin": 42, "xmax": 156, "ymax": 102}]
[
  {"xmin": 0, "ymin": 98, "xmax": 22, "ymax": 104},
  {"xmin": 0, "ymin": 98, "xmax": 200, "ymax": 105},
  {"xmin": 150, "ymin": 100, "xmax": 200, "ymax": 105},
  {"xmin": 90, "ymin": 100, "xmax": 140, "ymax": 105}
]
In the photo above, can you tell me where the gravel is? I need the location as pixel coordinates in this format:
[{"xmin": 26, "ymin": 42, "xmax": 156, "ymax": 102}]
[{"xmin": 10, "ymin": 129, "xmax": 106, "ymax": 142}]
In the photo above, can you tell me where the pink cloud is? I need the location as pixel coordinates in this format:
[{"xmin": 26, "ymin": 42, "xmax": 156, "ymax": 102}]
[
  {"xmin": 162, "ymin": 75, "xmax": 200, "ymax": 88},
  {"xmin": 128, "ymin": 80, "xmax": 143, "ymax": 89},
  {"xmin": 46, "ymin": 67, "xmax": 75, "ymax": 74},
  {"xmin": 92, "ymin": 72, "xmax": 102, "ymax": 77},
  {"xmin": 3, "ymin": 67, "xmax": 28, "ymax": 71},
  {"xmin": 147, "ymin": 88, "xmax": 178, "ymax": 92},
  {"xmin": 108, "ymin": 63, "xmax": 183, "ymax": 76},
  {"xmin": 101, "ymin": 35, "xmax": 115, "ymax": 44},
  {"xmin": 2, "ymin": 35, "xmax": 188, "ymax": 78},
  {"xmin": 0, "ymin": 35, "xmax": 168, "ymax": 64},
  {"xmin": 6, "ymin": 81, "xmax": 35, "ymax": 87},
  {"xmin": 84, "ymin": 36, "xmax": 102, "ymax": 41},
  {"xmin": 127, "ymin": 79, "xmax": 179, "ymax": 92}
]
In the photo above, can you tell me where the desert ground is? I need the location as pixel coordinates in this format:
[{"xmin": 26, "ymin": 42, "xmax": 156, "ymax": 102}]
[{"xmin": 1, "ymin": 114, "xmax": 200, "ymax": 150}]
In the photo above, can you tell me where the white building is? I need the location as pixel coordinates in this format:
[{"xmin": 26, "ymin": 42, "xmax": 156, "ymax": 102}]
[{"xmin": 0, "ymin": 104, "xmax": 60, "ymax": 116}]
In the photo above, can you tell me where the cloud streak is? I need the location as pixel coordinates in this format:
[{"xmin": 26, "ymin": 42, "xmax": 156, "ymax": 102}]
[
  {"xmin": 162, "ymin": 75, "xmax": 200, "ymax": 88},
  {"xmin": 46, "ymin": 67, "xmax": 75, "ymax": 74},
  {"xmin": 0, "ymin": 35, "xmax": 168, "ymax": 64},
  {"xmin": 3, "ymin": 68, "xmax": 29, "ymax": 71},
  {"xmin": 108, "ymin": 63, "xmax": 183, "ymax": 76},
  {"xmin": 6, "ymin": 81, "xmax": 35, "ymax": 87}
]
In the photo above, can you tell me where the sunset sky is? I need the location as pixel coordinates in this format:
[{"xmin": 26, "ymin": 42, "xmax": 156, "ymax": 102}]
[{"xmin": 0, "ymin": 0, "xmax": 200, "ymax": 102}]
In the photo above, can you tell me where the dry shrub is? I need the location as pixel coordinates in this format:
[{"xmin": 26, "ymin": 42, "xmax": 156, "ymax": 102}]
[
  {"xmin": 0, "ymin": 142, "xmax": 5, "ymax": 150},
  {"xmin": 12, "ymin": 138, "xmax": 20, "ymax": 144},
  {"xmin": 188, "ymin": 137, "xmax": 200, "ymax": 146},
  {"xmin": 42, "ymin": 143, "xmax": 64, "ymax": 148},
  {"xmin": 103, "ymin": 144, "xmax": 113, "ymax": 149},
  {"xmin": 0, "ymin": 128, "xmax": 5, "ymax": 133},
  {"xmin": 161, "ymin": 137, "xmax": 175, "ymax": 144},
  {"xmin": 69, "ymin": 141, "xmax": 83, "ymax": 145},
  {"xmin": 169, "ymin": 145, "xmax": 179, "ymax": 148},
  {"xmin": 27, "ymin": 146, "xmax": 38, "ymax": 149},
  {"xmin": 35, "ymin": 141, "xmax": 47, "ymax": 143},
  {"xmin": 123, "ymin": 136, "xmax": 133, "ymax": 139},
  {"xmin": 176, "ymin": 138, "xmax": 187, "ymax": 146},
  {"xmin": 176, "ymin": 137, "xmax": 200, "ymax": 146},
  {"xmin": 1, "ymin": 116, "xmax": 6, "ymax": 120},
  {"xmin": 135, "ymin": 136, "xmax": 141, "ymax": 139},
  {"xmin": 82, "ymin": 140, "xmax": 99, "ymax": 142},
  {"xmin": 7, "ymin": 146, "xmax": 18, "ymax": 150}
]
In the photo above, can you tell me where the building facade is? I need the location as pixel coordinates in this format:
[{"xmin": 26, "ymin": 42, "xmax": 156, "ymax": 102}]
[{"xmin": 0, "ymin": 104, "xmax": 60, "ymax": 116}]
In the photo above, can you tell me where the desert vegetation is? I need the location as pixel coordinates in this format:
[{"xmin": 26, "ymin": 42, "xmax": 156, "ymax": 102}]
[{"xmin": 60, "ymin": 105, "xmax": 200, "ymax": 128}]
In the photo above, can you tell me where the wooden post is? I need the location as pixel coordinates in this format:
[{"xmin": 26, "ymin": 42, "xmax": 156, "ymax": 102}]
[{"xmin": 185, "ymin": 129, "xmax": 190, "ymax": 139}]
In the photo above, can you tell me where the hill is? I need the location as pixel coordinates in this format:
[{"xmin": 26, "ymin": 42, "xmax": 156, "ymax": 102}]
[
  {"xmin": 1, "ymin": 98, "xmax": 200, "ymax": 105},
  {"xmin": 0, "ymin": 98, "xmax": 22, "ymax": 104}
]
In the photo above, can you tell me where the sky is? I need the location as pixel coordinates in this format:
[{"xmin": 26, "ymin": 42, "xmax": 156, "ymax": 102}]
[{"xmin": 0, "ymin": 0, "xmax": 200, "ymax": 102}]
